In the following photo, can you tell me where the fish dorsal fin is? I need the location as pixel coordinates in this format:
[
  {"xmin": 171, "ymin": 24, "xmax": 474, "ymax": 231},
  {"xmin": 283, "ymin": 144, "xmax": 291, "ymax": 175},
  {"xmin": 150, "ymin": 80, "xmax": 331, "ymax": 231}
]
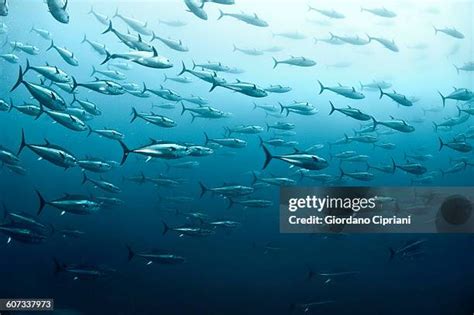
[
  {"xmin": 44, "ymin": 139, "xmax": 50, "ymax": 145},
  {"xmin": 63, "ymin": 0, "xmax": 68, "ymax": 10},
  {"xmin": 152, "ymin": 47, "xmax": 158, "ymax": 57},
  {"xmin": 138, "ymin": 34, "xmax": 142, "ymax": 42},
  {"xmin": 352, "ymin": 87, "xmax": 355, "ymax": 92},
  {"xmin": 55, "ymin": 66, "xmax": 59, "ymax": 74},
  {"xmin": 51, "ymin": 92, "xmax": 56, "ymax": 100},
  {"xmin": 94, "ymin": 76, "xmax": 100, "ymax": 81},
  {"xmin": 338, "ymin": 83, "xmax": 342, "ymax": 86},
  {"xmin": 236, "ymin": 79, "xmax": 241, "ymax": 83},
  {"xmin": 389, "ymin": 115, "xmax": 395, "ymax": 119}
]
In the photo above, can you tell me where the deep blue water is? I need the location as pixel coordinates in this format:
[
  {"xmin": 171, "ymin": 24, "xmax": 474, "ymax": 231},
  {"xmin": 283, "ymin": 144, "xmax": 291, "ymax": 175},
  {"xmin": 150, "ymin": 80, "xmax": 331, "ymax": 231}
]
[{"xmin": 0, "ymin": 1, "xmax": 474, "ymax": 314}]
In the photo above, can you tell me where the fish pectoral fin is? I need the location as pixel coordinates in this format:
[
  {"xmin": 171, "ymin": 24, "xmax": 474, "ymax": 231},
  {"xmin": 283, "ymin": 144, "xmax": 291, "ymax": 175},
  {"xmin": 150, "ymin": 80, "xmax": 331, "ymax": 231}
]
[
  {"xmin": 147, "ymin": 261, "xmax": 153, "ymax": 265},
  {"xmin": 7, "ymin": 237, "xmax": 11, "ymax": 244}
]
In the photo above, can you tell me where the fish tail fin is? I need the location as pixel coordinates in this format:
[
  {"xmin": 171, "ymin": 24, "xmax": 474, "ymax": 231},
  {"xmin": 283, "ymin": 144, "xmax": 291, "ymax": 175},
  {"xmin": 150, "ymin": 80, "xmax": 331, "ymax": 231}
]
[
  {"xmin": 203, "ymin": 132, "xmax": 209, "ymax": 145},
  {"xmin": 36, "ymin": 190, "xmax": 46, "ymax": 215},
  {"xmin": 217, "ymin": 9, "xmax": 224, "ymax": 20},
  {"xmin": 251, "ymin": 171, "xmax": 259, "ymax": 185},
  {"xmin": 226, "ymin": 198, "xmax": 235, "ymax": 209},
  {"xmin": 71, "ymin": 76, "xmax": 78, "ymax": 92},
  {"xmin": 118, "ymin": 141, "xmax": 130, "ymax": 165},
  {"xmin": 371, "ymin": 116, "xmax": 378, "ymax": 131},
  {"xmin": 100, "ymin": 49, "xmax": 112, "ymax": 65},
  {"xmin": 24, "ymin": 58, "xmax": 31, "ymax": 74},
  {"xmin": 81, "ymin": 173, "xmax": 88, "ymax": 185},
  {"xmin": 90, "ymin": 65, "xmax": 96, "ymax": 77},
  {"xmin": 432, "ymin": 122, "xmax": 438, "ymax": 131},
  {"xmin": 438, "ymin": 137, "xmax": 444, "ymax": 151},
  {"xmin": 317, "ymin": 80, "xmax": 325, "ymax": 94},
  {"xmin": 102, "ymin": 20, "xmax": 113, "ymax": 34},
  {"xmin": 272, "ymin": 57, "xmax": 278, "ymax": 69},
  {"xmin": 262, "ymin": 145, "xmax": 273, "ymax": 170},
  {"xmin": 365, "ymin": 161, "xmax": 371, "ymax": 171},
  {"xmin": 329, "ymin": 101, "xmax": 336, "ymax": 115},
  {"xmin": 8, "ymin": 98, "xmax": 14, "ymax": 113},
  {"xmin": 258, "ymin": 136, "xmax": 264, "ymax": 147},
  {"xmin": 389, "ymin": 248, "xmax": 395, "ymax": 260},
  {"xmin": 456, "ymin": 105, "xmax": 462, "ymax": 116},
  {"xmin": 126, "ymin": 245, "xmax": 134, "ymax": 261},
  {"xmin": 339, "ymin": 167, "xmax": 345, "ymax": 179},
  {"xmin": 53, "ymin": 258, "xmax": 63, "ymax": 275},
  {"xmin": 191, "ymin": 60, "xmax": 196, "ymax": 69},
  {"xmin": 113, "ymin": 7, "xmax": 119, "ymax": 18},
  {"xmin": 433, "ymin": 25, "xmax": 438, "ymax": 35},
  {"xmin": 87, "ymin": 125, "xmax": 93, "ymax": 137},
  {"xmin": 199, "ymin": 181, "xmax": 208, "ymax": 198},
  {"xmin": 88, "ymin": 6, "xmax": 94, "ymax": 15},
  {"xmin": 17, "ymin": 128, "xmax": 27, "ymax": 155},
  {"xmin": 10, "ymin": 66, "xmax": 24, "ymax": 92},
  {"xmin": 379, "ymin": 87, "xmax": 384, "ymax": 99},
  {"xmin": 163, "ymin": 73, "xmax": 168, "ymax": 82},
  {"xmin": 252, "ymin": 102, "xmax": 257, "ymax": 110},
  {"xmin": 359, "ymin": 81, "xmax": 364, "ymax": 90},
  {"xmin": 437, "ymin": 91, "xmax": 446, "ymax": 107},
  {"xmin": 81, "ymin": 34, "xmax": 87, "ymax": 44},
  {"xmin": 232, "ymin": 44, "xmax": 237, "ymax": 52},
  {"xmin": 439, "ymin": 168, "xmax": 445, "ymax": 177},
  {"xmin": 190, "ymin": 113, "xmax": 196, "ymax": 123},
  {"xmin": 46, "ymin": 40, "xmax": 54, "ymax": 51},
  {"xmin": 162, "ymin": 221, "xmax": 170, "ymax": 235},
  {"xmin": 391, "ymin": 158, "xmax": 397, "ymax": 172},
  {"xmin": 278, "ymin": 102, "xmax": 284, "ymax": 113},
  {"xmin": 178, "ymin": 61, "xmax": 187, "ymax": 76},
  {"xmin": 130, "ymin": 107, "xmax": 139, "ymax": 123},
  {"xmin": 453, "ymin": 64, "xmax": 460, "ymax": 74},
  {"xmin": 180, "ymin": 101, "xmax": 187, "ymax": 116}
]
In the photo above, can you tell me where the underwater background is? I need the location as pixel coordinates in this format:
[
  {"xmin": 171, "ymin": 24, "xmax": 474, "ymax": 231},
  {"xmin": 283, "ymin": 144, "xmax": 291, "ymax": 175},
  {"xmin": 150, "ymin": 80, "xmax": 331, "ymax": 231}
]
[{"xmin": 0, "ymin": 0, "xmax": 474, "ymax": 314}]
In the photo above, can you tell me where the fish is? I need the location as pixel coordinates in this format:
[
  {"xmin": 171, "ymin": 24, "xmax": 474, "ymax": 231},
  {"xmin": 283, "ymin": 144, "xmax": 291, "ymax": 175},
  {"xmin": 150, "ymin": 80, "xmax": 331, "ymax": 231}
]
[
  {"xmin": 367, "ymin": 35, "xmax": 399, "ymax": 52},
  {"xmin": 433, "ymin": 26, "xmax": 464, "ymax": 39},
  {"xmin": 264, "ymin": 85, "xmax": 292, "ymax": 93},
  {"xmin": 71, "ymin": 77, "xmax": 125, "ymax": 95},
  {"xmin": 330, "ymin": 33, "xmax": 370, "ymax": 45},
  {"xmin": 366, "ymin": 162, "xmax": 395, "ymax": 173},
  {"xmin": 159, "ymin": 19, "xmax": 187, "ymax": 27},
  {"xmin": 143, "ymin": 83, "xmax": 182, "ymax": 101},
  {"xmin": 251, "ymin": 172, "xmax": 296, "ymax": 186},
  {"xmin": 0, "ymin": 53, "xmax": 19, "ymax": 63},
  {"xmin": 233, "ymin": 45, "xmax": 264, "ymax": 56},
  {"xmin": 438, "ymin": 138, "xmax": 472, "ymax": 153},
  {"xmin": 72, "ymin": 95, "xmax": 102, "ymax": 116},
  {"xmin": 181, "ymin": 95, "xmax": 208, "ymax": 106},
  {"xmin": 162, "ymin": 221, "xmax": 215, "ymax": 237},
  {"xmin": 339, "ymin": 168, "xmax": 374, "ymax": 181},
  {"xmin": 361, "ymin": 7, "xmax": 396, "ymax": 18},
  {"xmin": 0, "ymin": 145, "xmax": 20, "ymax": 165},
  {"xmin": 36, "ymin": 192, "xmax": 101, "ymax": 215},
  {"xmin": 24, "ymin": 59, "xmax": 71, "ymax": 83},
  {"xmin": 262, "ymin": 146, "xmax": 328, "ymax": 170},
  {"xmin": 77, "ymin": 158, "xmax": 113, "ymax": 173},
  {"xmin": 127, "ymin": 246, "xmax": 185, "ymax": 265},
  {"xmin": 163, "ymin": 74, "xmax": 192, "ymax": 84},
  {"xmin": 81, "ymin": 35, "xmax": 108, "ymax": 55},
  {"xmin": 82, "ymin": 174, "xmax": 121, "ymax": 194},
  {"xmin": 272, "ymin": 56, "xmax": 316, "ymax": 68},
  {"xmin": 103, "ymin": 48, "xmax": 172, "ymax": 69},
  {"xmin": 379, "ymin": 88, "xmax": 413, "ymax": 107},
  {"xmin": 314, "ymin": 36, "xmax": 345, "ymax": 45},
  {"xmin": 9, "ymin": 100, "xmax": 42, "ymax": 117},
  {"xmin": 318, "ymin": 81, "xmax": 365, "ymax": 99},
  {"xmin": 118, "ymin": 140, "xmax": 193, "ymax": 165},
  {"xmin": 37, "ymin": 107, "xmax": 88, "ymax": 132},
  {"xmin": 210, "ymin": 78, "xmax": 267, "ymax": 98},
  {"xmin": 453, "ymin": 62, "xmax": 474, "ymax": 74},
  {"xmin": 308, "ymin": 6, "xmax": 345, "ymax": 19},
  {"xmin": 88, "ymin": 6, "xmax": 110, "ymax": 25},
  {"xmin": 17, "ymin": 129, "xmax": 77, "ymax": 169},
  {"xmin": 46, "ymin": 40, "xmax": 79, "ymax": 66},
  {"xmin": 11, "ymin": 42, "xmax": 40, "ymax": 55},
  {"xmin": 438, "ymin": 88, "xmax": 474, "ymax": 107},
  {"xmin": 0, "ymin": 224, "xmax": 49, "ymax": 244},
  {"xmin": 371, "ymin": 117, "xmax": 415, "ymax": 133},
  {"xmin": 329, "ymin": 101, "xmax": 371, "ymax": 121},
  {"xmin": 199, "ymin": 182, "xmax": 254, "ymax": 198},
  {"xmin": 131, "ymin": 108, "xmax": 177, "ymax": 128},
  {"xmin": 440, "ymin": 162, "xmax": 467, "ymax": 176},
  {"xmin": 182, "ymin": 104, "xmax": 230, "ymax": 121},
  {"xmin": 389, "ymin": 239, "xmax": 427, "ymax": 260},
  {"xmin": 46, "ymin": 0, "xmax": 69, "ymax": 24},
  {"xmin": 204, "ymin": 133, "xmax": 246, "ymax": 148},
  {"xmin": 184, "ymin": 0, "xmax": 208, "ymax": 20},
  {"xmin": 266, "ymin": 122, "xmax": 295, "ymax": 131},
  {"xmin": 30, "ymin": 26, "xmax": 53, "ymax": 40},
  {"xmin": 225, "ymin": 125, "xmax": 264, "ymax": 136},
  {"xmin": 218, "ymin": 10, "xmax": 268, "ymax": 27},
  {"xmin": 179, "ymin": 62, "xmax": 226, "ymax": 84},
  {"xmin": 0, "ymin": 0, "xmax": 7, "ymax": 16},
  {"xmin": 102, "ymin": 21, "xmax": 155, "ymax": 52},
  {"xmin": 392, "ymin": 159, "xmax": 427, "ymax": 175},
  {"xmin": 227, "ymin": 199, "xmax": 273, "ymax": 209},
  {"xmin": 53, "ymin": 259, "xmax": 114, "ymax": 280},
  {"xmin": 272, "ymin": 31, "xmax": 306, "ymax": 40},
  {"xmin": 113, "ymin": 8, "xmax": 151, "ymax": 35},
  {"xmin": 88, "ymin": 127, "xmax": 124, "ymax": 141},
  {"xmin": 151, "ymin": 33, "xmax": 189, "ymax": 52}
]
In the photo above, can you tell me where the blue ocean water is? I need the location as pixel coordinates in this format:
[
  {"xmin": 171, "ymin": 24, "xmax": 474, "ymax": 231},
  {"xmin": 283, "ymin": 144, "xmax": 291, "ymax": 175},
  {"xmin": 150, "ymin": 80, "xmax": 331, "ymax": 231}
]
[{"xmin": 0, "ymin": 0, "xmax": 474, "ymax": 314}]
